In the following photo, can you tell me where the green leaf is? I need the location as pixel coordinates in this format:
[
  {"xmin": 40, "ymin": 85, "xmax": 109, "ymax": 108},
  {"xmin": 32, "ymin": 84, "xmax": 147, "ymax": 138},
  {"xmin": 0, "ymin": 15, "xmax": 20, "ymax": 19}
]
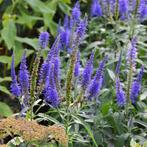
[
  {"xmin": 58, "ymin": 2, "xmax": 71, "ymax": 15},
  {"xmin": 0, "ymin": 77, "xmax": 11, "ymax": 82},
  {"xmin": 107, "ymin": 69, "xmax": 115, "ymax": 81},
  {"xmin": 16, "ymin": 37, "xmax": 38, "ymax": 49},
  {"xmin": 1, "ymin": 18, "xmax": 16, "ymax": 49},
  {"xmin": 60, "ymin": 0, "xmax": 71, "ymax": 4},
  {"xmin": 25, "ymin": 0, "xmax": 55, "ymax": 14},
  {"xmin": 71, "ymin": 114, "xmax": 98, "ymax": 147},
  {"xmin": 0, "ymin": 102, "xmax": 13, "ymax": 117},
  {"xmin": 0, "ymin": 55, "xmax": 11, "ymax": 64},
  {"xmin": 140, "ymin": 91, "xmax": 147, "ymax": 100},
  {"xmin": 0, "ymin": 85, "xmax": 11, "ymax": 95},
  {"xmin": 16, "ymin": 11, "xmax": 42, "ymax": 29}
]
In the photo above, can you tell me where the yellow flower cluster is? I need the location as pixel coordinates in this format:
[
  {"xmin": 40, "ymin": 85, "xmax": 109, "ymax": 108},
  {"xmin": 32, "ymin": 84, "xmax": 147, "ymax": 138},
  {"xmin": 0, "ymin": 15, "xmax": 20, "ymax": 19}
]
[{"xmin": 0, "ymin": 117, "xmax": 68, "ymax": 147}]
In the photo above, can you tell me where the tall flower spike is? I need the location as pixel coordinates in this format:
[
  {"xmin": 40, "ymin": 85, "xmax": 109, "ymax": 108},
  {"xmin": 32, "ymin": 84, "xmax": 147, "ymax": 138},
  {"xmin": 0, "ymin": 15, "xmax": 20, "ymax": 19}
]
[
  {"xmin": 60, "ymin": 28, "xmax": 71, "ymax": 50},
  {"xmin": 91, "ymin": 0, "xmax": 102, "ymax": 17},
  {"xmin": 19, "ymin": 51, "xmax": 30, "ymax": 105},
  {"xmin": 87, "ymin": 56, "xmax": 108, "ymax": 99},
  {"xmin": 115, "ymin": 77, "xmax": 126, "ymax": 106},
  {"xmin": 63, "ymin": 15, "xmax": 69, "ymax": 28},
  {"xmin": 76, "ymin": 17, "xmax": 88, "ymax": 41},
  {"xmin": 127, "ymin": 37, "xmax": 137, "ymax": 70},
  {"xmin": 130, "ymin": 66, "xmax": 144, "ymax": 104},
  {"xmin": 138, "ymin": 0, "xmax": 147, "ymax": 20},
  {"xmin": 81, "ymin": 52, "xmax": 94, "ymax": 90},
  {"xmin": 44, "ymin": 64, "xmax": 60, "ymax": 107},
  {"xmin": 10, "ymin": 53, "xmax": 21, "ymax": 97},
  {"xmin": 72, "ymin": 2, "xmax": 81, "ymax": 21},
  {"xmin": 74, "ymin": 51, "xmax": 80, "ymax": 77},
  {"xmin": 119, "ymin": 0, "xmax": 128, "ymax": 20},
  {"xmin": 39, "ymin": 32, "xmax": 50, "ymax": 49}
]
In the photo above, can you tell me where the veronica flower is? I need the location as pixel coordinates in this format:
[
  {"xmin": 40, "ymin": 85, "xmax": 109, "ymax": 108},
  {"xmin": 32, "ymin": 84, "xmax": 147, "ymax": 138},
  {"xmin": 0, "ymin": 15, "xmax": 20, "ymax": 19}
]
[
  {"xmin": 91, "ymin": 0, "xmax": 102, "ymax": 17},
  {"xmin": 138, "ymin": 0, "xmax": 147, "ymax": 20},
  {"xmin": 60, "ymin": 28, "xmax": 71, "ymax": 49},
  {"xmin": 115, "ymin": 77, "xmax": 126, "ymax": 106},
  {"xmin": 87, "ymin": 56, "xmax": 108, "ymax": 99},
  {"xmin": 19, "ymin": 51, "xmax": 30, "ymax": 105},
  {"xmin": 44, "ymin": 64, "xmax": 60, "ymax": 107},
  {"xmin": 74, "ymin": 51, "xmax": 80, "ymax": 77},
  {"xmin": 130, "ymin": 66, "xmax": 144, "ymax": 104},
  {"xmin": 10, "ymin": 53, "xmax": 21, "ymax": 97},
  {"xmin": 63, "ymin": 15, "xmax": 69, "ymax": 28},
  {"xmin": 127, "ymin": 37, "xmax": 137, "ymax": 70},
  {"xmin": 81, "ymin": 52, "xmax": 94, "ymax": 90},
  {"xmin": 39, "ymin": 32, "xmax": 50, "ymax": 49},
  {"xmin": 72, "ymin": 2, "xmax": 81, "ymax": 22},
  {"xmin": 76, "ymin": 17, "xmax": 88, "ymax": 41},
  {"xmin": 119, "ymin": 0, "xmax": 128, "ymax": 20}
]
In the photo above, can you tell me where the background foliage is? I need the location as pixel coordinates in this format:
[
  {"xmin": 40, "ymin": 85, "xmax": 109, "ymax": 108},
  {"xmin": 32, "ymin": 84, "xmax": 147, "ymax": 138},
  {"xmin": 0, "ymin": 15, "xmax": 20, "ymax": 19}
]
[{"xmin": 0, "ymin": 0, "xmax": 147, "ymax": 147}]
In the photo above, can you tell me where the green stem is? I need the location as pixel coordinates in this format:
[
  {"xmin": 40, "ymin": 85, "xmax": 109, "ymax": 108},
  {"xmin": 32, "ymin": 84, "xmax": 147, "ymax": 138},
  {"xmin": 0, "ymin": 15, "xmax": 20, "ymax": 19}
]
[
  {"xmin": 29, "ymin": 50, "xmax": 41, "ymax": 120},
  {"xmin": 126, "ymin": 65, "xmax": 133, "ymax": 104},
  {"xmin": 114, "ymin": 0, "xmax": 119, "ymax": 20},
  {"xmin": 66, "ymin": 49, "xmax": 77, "ymax": 106}
]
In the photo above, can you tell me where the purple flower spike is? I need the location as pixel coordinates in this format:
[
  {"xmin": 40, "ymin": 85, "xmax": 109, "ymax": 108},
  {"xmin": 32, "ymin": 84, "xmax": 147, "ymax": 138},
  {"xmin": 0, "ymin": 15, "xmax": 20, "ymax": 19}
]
[
  {"xmin": 82, "ymin": 52, "xmax": 94, "ymax": 90},
  {"xmin": 63, "ymin": 15, "xmax": 69, "ymax": 28},
  {"xmin": 87, "ymin": 56, "xmax": 107, "ymax": 99},
  {"xmin": 119, "ymin": 0, "xmax": 128, "ymax": 20},
  {"xmin": 10, "ymin": 53, "xmax": 21, "ymax": 97},
  {"xmin": 127, "ymin": 37, "xmax": 137, "ymax": 70},
  {"xmin": 76, "ymin": 17, "xmax": 88, "ymax": 40},
  {"xmin": 39, "ymin": 32, "xmax": 50, "ymax": 49},
  {"xmin": 74, "ymin": 51, "xmax": 80, "ymax": 77},
  {"xmin": 60, "ymin": 28, "xmax": 71, "ymax": 49},
  {"xmin": 88, "ymin": 76, "xmax": 103, "ymax": 100},
  {"xmin": 139, "ymin": 0, "xmax": 147, "ymax": 20},
  {"xmin": 91, "ymin": 0, "xmax": 102, "ymax": 17},
  {"xmin": 130, "ymin": 66, "xmax": 144, "ymax": 104},
  {"xmin": 72, "ymin": 2, "xmax": 81, "ymax": 21},
  {"xmin": 116, "ymin": 77, "xmax": 126, "ymax": 107},
  {"xmin": 44, "ymin": 64, "xmax": 60, "ymax": 107},
  {"xmin": 19, "ymin": 51, "xmax": 30, "ymax": 104}
]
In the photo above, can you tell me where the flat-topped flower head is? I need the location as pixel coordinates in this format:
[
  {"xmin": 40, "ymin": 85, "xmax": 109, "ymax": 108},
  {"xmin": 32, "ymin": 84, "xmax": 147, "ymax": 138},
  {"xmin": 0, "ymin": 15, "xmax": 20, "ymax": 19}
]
[
  {"xmin": 39, "ymin": 32, "xmax": 50, "ymax": 49},
  {"xmin": 91, "ymin": 0, "xmax": 102, "ymax": 17},
  {"xmin": 10, "ymin": 53, "xmax": 21, "ymax": 97}
]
